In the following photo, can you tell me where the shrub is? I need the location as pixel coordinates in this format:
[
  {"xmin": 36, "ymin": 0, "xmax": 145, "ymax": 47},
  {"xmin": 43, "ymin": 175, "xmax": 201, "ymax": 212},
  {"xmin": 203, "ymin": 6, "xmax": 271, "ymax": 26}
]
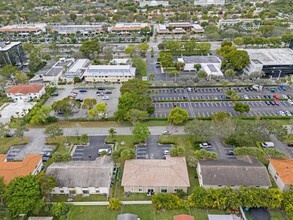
[
  {"xmin": 108, "ymin": 198, "xmax": 121, "ymax": 210},
  {"xmin": 152, "ymin": 193, "xmax": 185, "ymax": 210}
]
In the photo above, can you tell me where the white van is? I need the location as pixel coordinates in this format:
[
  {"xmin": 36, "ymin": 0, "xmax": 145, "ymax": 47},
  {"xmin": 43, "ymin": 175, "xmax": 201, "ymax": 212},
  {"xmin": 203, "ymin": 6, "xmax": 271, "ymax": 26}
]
[
  {"xmin": 261, "ymin": 142, "xmax": 274, "ymax": 148},
  {"xmin": 98, "ymin": 148, "xmax": 112, "ymax": 155}
]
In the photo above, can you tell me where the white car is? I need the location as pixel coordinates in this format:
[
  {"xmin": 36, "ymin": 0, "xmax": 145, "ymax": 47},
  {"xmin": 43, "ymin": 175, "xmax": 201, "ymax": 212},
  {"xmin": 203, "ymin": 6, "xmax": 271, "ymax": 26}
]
[
  {"xmin": 162, "ymin": 130, "xmax": 170, "ymax": 135},
  {"xmin": 243, "ymin": 95, "xmax": 249, "ymax": 99},
  {"xmin": 199, "ymin": 143, "xmax": 212, "ymax": 149},
  {"xmin": 261, "ymin": 142, "xmax": 274, "ymax": 148},
  {"xmin": 288, "ymin": 99, "xmax": 293, "ymax": 105},
  {"xmin": 282, "ymin": 95, "xmax": 288, "ymax": 99},
  {"xmin": 187, "ymin": 87, "xmax": 192, "ymax": 92},
  {"xmin": 102, "ymin": 96, "xmax": 109, "ymax": 100},
  {"xmin": 285, "ymin": 111, "xmax": 292, "ymax": 116},
  {"xmin": 279, "ymin": 111, "xmax": 286, "ymax": 116}
]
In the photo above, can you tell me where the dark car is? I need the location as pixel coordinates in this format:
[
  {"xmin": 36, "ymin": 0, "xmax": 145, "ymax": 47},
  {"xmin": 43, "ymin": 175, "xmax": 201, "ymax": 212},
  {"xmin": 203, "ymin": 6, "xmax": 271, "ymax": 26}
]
[
  {"xmin": 5, "ymin": 133, "xmax": 14, "ymax": 138},
  {"xmin": 105, "ymin": 91, "xmax": 112, "ymax": 94},
  {"xmin": 183, "ymin": 96, "xmax": 188, "ymax": 100},
  {"xmin": 226, "ymin": 150, "xmax": 234, "ymax": 155},
  {"xmin": 270, "ymin": 101, "xmax": 275, "ymax": 106},
  {"xmin": 249, "ymin": 87, "xmax": 253, "ymax": 91},
  {"xmin": 287, "ymin": 143, "xmax": 293, "ymax": 147},
  {"xmin": 267, "ymin": 95, "xmax": 272, "ymax": 99},
  {"xmin": 265, "ymin": 101, "xmax": 270, "ymax": 105},
  {"xmin": 97, "ymin": 87, "xmax": 106, "ymax": 90},
  {"xmin": 244, "ymin": 88, "xmax": 250, "ymax": 92},
  {"xmin": 79, "ymin": 89, "xmax": 87, "ymax": 93},
  {"xmin": 76, "ymin": 98, "xmax": 83, "ymax": 102},
  {"xmin": 263, "ymin": 95, "xmax": 267, "ymax": 99},
  {"xmin": 173, "ymin": 103, "xmax": 176, "ymax": 107},
  {"xmin": 51, "ymin": 91, "xmax": 59, "ymax": 96}
]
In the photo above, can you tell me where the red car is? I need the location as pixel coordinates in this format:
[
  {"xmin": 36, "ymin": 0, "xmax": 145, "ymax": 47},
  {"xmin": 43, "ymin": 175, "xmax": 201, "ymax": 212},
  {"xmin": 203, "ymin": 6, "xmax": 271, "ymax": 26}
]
[
  {"xmin": 273, "ymin": 95, "xmax": 279, "ymax": 99},
  {"xmin": 274, "ymin": 100, "xmax": 279, "ymax": 106}
]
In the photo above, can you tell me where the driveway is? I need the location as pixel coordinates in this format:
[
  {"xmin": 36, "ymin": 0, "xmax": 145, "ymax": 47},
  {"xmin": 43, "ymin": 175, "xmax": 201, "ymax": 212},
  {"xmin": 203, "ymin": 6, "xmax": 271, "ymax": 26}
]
[
  {"xmin": 208, "ymin": 136, "xmax": 236, "ymax": 159},
  {"xmin": 269, "ymin": 134, "xmax": 293, "ymax": 157}
]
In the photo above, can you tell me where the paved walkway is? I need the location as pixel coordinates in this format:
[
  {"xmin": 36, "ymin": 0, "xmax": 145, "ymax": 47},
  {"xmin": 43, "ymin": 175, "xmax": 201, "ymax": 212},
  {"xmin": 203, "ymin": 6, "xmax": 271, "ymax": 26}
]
[{"xmin": 64, "ymin": 201, "xmax": 152, "ymax": 206}]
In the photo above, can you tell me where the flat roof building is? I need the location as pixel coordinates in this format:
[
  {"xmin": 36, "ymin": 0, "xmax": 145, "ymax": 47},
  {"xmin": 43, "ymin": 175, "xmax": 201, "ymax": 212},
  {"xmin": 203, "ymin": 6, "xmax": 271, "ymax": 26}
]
[
  {"xmin": 0, "ymin": 23, "xmax": 46, "ymax": 36},
  {"xmin": 194, "ymin": 0, "xmax": 225, "ymax": 6},
  {"xmin": 243, "ymin": 48, "xmax": 293, "ymax": 77},
  {"xmin": 62, "ymin": 59, "xmax": 90, "ymax": 82},
  {"xmin": 0, "ymin": 41, "xmax": 26, "ymax": 67},
  {"xmin": 43, "ymin": 58, "xmax": 74, "ymax": 83},
  {"xmin": 157, "ymin": 23, "xmax": 204, "ymax": 34},
  {"xmin": 52, "ymin": 24, "xmax": 104, "ymax": 35},
  {"xmin": 139, "ymin": 0, "xmax": 169, "ymax": 7},
  {"xmin": 109, "ymin": 23, "xmax": 150, "ymax": 33},
  {"xmin": 83, "ymin": 65, "xmax": 136, "ymax": 83}
]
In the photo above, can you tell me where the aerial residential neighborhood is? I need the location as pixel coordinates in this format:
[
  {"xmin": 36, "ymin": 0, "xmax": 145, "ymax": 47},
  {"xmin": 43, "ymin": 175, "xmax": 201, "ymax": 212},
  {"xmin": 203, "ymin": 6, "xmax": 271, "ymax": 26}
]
[{"xmin": 0, "ymin": 0, "xmax": 293, "ymax": 219}]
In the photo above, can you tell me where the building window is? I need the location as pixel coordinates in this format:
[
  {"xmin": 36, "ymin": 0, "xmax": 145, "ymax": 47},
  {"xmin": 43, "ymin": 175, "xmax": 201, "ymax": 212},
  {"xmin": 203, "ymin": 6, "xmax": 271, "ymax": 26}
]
[
  {"xmin": 174, "ymin": 186, "xmax": 178, "ymax": 192},
  {"xmin": 60, "ymin": 189, "xmax": 64, "ymax": 193},
  {"xmin": 161, "ymin": 186, "xmax": 167, "ymax": 193},
  {"xmin": 218, "ymin": 185, "xmax": 222, "ymax": 187}
]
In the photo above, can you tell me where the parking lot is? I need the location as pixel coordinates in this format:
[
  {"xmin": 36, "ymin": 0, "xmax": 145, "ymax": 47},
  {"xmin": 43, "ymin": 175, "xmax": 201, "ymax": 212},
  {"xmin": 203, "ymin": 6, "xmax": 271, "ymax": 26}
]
[
  {"xmin": 71, "ymin": 136, "xmax": 113, "ymax": 161},
  {"xmin": 0, "ymin": 102, "xmax": 36, "ymax": 124},
  {"xmin": 135, "ymin": 135, "xmax": 173, "ymax": 159},
  {"xmin": 151, "ymin": 86, "xmax": 293, "ymax": 117},
  {"xmin": 45, "ymin": 85, "xmax": 121, "ymax": 118}
]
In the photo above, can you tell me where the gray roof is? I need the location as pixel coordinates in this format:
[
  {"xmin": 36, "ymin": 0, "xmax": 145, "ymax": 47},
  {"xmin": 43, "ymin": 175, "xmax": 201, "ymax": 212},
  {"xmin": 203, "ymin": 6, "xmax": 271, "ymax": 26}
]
[
  {"xmin": 180, "ymin": 56, "xmax": 221, "ymax": 64},
  {"xmin": 83, "ymin": 65, "xmax": 136, "ymax": 77},
  {"xmin": 46, "ymin": 156, "xmax": 113, "ymax": 188},
  {"xmin": 198, "ymin": 156, "xmax": 271, "ymax": 187},
  {"xmin": 117, "ymin": 213, "xmax": 138, "ymax": 220}
]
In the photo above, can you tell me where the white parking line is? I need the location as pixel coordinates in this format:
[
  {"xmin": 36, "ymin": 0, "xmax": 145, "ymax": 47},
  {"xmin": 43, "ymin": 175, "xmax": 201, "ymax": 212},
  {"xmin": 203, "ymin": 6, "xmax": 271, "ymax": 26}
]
[{"xmin": 272, "ymin": 112, "xmax": 278, "ymax": 116}]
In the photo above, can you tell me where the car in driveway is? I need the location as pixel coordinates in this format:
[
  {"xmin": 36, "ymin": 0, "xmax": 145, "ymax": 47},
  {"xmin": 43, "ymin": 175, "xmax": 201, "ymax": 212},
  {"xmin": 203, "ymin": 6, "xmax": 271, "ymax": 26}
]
[
  {"xmin": 261, "ymin": 142, "xmax": 275, "ymax": 148},
  {"xmin": 162, "ymin": 130, "xmax": 171, "ymax": 135},
  {"xmin": 279, "ymin": 111, "xmax": 286, "ymax": 116},
  {"xmin": 226, "ymin": 150, "xmax": 234, "ymax": 155},
  {"xmin": 199, "ymin": 143, "xmax": 212, "ymax": 149}
]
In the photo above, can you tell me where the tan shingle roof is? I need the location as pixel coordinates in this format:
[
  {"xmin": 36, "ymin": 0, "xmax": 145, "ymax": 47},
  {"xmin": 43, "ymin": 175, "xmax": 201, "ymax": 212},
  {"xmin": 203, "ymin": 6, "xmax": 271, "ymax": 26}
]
[
  {"xmin": 270, "ymin": 158, "xmax": 293, "ymax": 184},
  {"xmin": 6, "ymin": 84, "xmax": 44, "ymax": 95},
  {"xmin": 122, "ymin": 157, "xmax": 190, "ymax": 187}
]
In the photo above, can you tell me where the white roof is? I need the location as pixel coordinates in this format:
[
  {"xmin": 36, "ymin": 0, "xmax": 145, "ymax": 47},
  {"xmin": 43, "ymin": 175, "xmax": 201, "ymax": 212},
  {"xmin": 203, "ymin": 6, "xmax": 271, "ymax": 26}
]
[
  {"xmin": 0, "ymin": 42, "xmax": 21, "ymax": 51},
  {"xmin": 114, "ymin": 23, "xmax": 148, "ymax": 28},
  {"xmin": 83, "ymin": 65, "xmax": 136, "ymax": 77},
  {"xmin": 192, "ymin": 24, "xmax": 204, "ymax": 30},
  {"xmin": 67, "ymin": 59, "xmax": 90, "ymax": 73},
  {"xmin": 243, "ymin": 48, "xmax": 293, "ymax": 65},
  {"xmin": 110, "ymin": 58, "xmax": 129, "ymax": 64}
]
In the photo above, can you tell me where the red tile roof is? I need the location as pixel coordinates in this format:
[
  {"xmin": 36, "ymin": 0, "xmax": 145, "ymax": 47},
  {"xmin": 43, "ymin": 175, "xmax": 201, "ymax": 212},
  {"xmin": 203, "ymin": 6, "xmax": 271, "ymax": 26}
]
[
  {"xmin": 6, "ymin": 84, "xmax": 45, "ymax": 95},
  {"xmin": 174, "ymin": 214, "xmax": 195, "ymax": 220},
  {"xmin": 0, "ymin": 154, "xmax": 42, "ymax": 185},
  {"xmin": 270, "ymin": 158, "xmax": 293, "ymax": 184}
]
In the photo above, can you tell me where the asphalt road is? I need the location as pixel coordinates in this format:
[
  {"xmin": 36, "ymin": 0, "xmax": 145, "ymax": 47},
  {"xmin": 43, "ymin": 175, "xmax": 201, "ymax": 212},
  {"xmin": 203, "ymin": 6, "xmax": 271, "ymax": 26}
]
[
  {"xmin": 269, "ymin": 134, "xmax": 293, "ymax": 157},
  {"xmin": 208, "ymin": 137, "xmax": 236, "ymax": 160}
]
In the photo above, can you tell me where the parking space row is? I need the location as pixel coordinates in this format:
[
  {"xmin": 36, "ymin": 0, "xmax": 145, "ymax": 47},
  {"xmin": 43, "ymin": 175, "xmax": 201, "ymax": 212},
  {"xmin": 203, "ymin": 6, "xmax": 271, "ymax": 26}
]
[{"xmin": 152, "ymin": 101, "xmax": 292, "ymax": 109}]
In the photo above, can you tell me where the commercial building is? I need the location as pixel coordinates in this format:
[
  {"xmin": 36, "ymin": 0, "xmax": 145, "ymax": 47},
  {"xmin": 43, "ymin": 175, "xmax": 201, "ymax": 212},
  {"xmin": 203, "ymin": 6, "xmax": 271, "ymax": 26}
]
[
  {"xmin": 177, "ymin": 56, "xmax": 223, "ymax": 77},
  {"xmin": 197, "ymin": 156, "xmax": 272, "ymax": 189},
  {"xmin": 0, "ymin": 41, "xmax": 26, "ymax": 67},
  {"xmin": 46, "ymin": 156, "xmax": 114, "ymax": 195},
  {"xmin": 52, "ymin": 24, "xmax": 104, "ymax": 35},
  {"xmin": 157, "ymin": 22, "xmax": 204, "ymax": 34},
  {"xmin": 139, "ymin": 0, "xmax": 169, "ymax": 7},
  {"xmin": 6, "ymin": 84, "xmax": 45, "ymax": 102},
  {"xmin": 61, "ymin": 59, "xmax": 90, "ymax": 82},
  {"xmin": 43, "ymin": 58, "xmax": 74, "ymax": 83},
  {"xmin": 0, "ymin": 154, "xmax": 43, "ymax": 185},
  {"xmin": 122, "ymin": 157, "xmax": 190, "ymax": 194},
  {"xmin": 268, "ymin": 158, "xmax": 293, "ymax": 191},
  {"xmin": 109, "ymin": 23, "xmax": 150, "ymax": 33},
  {"xmin": 83, "ymin": 65, "xmax": 136, "ymax": 83},
  {"xmin": 194, "ymin": 0, "xmax": 225, "ymax": 6},
  {"xmin": 0, "ymin": 23, "xmax": 46, "ymax": 36},
  {"xmin": 243, "ymin": 48, "xmax": 293, "ymax": 77}
]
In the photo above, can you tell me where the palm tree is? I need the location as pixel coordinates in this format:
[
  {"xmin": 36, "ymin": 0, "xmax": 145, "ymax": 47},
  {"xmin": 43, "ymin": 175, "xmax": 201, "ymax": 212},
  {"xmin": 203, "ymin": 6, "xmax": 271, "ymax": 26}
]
[
  {"xmin": 148, "ymin": 73, "xmax": 155, "ymax": 81},
  {"xmin": 108, "ymin": 128, "xmax": 117, "ymax": 140}
]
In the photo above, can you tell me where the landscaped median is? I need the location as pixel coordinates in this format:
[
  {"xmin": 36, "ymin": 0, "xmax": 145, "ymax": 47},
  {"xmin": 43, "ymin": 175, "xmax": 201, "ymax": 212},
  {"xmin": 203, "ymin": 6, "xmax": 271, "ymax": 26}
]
[{"xmin": 0, "ymin": 137, "xmax": 30, "ymax": 154}]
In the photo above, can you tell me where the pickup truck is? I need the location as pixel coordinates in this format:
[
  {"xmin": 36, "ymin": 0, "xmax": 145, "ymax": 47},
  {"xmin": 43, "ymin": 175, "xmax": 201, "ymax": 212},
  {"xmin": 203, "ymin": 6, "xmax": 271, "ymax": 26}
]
[{"xmin": 199, "ymin": 143, "xmax": 212, "ymax": 149}]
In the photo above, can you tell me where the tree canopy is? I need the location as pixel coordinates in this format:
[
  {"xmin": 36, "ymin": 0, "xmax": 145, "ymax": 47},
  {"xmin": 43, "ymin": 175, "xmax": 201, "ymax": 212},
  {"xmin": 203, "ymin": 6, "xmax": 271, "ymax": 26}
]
[{"xmin": 132, "ymin": 123, "xmax": 150, "ymax": 143}]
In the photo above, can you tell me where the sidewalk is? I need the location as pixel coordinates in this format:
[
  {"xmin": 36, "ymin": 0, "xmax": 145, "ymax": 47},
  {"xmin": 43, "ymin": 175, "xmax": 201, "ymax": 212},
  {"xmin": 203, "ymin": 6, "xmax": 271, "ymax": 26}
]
[{"xmin": 64, "ymin": 201, "xmax": 152, "ymax": 206}]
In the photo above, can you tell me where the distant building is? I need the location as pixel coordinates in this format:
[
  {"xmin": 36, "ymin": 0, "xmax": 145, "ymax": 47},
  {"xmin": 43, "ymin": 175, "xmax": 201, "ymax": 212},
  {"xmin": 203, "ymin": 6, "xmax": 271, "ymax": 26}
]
[
  {"xmin": 197, "ymin": 156, "xmax": 272, "ymax": 189},
  {"xmin": 61, "ymin": 59, "xmax": 90, "ymax": 82},
  {"xmin": 43, "ymin": 58, "xmax": 74, "ymax": 83},
  {"xmin": 0, "ymin": 41, "xmax": 26, "ymax": 67},
  {"xmin": 83, "ymin": 65, "xmax": 136, "ymax": 83},
  {"xmin": 194, "ymin": 0, "xmax": 225, "ymax": 6},
  {"xmin": 46, "ymin": 156, "xmax": 114, "ymax": 195},
  {"xmin": 243, "ymin": 48, "xmax": 293, "ymax": 77},
  {"xmin": 6, "ymin": 84, "xmax": 45, "ymax": 102},
  {"xmin": 0, "ymin": 154, "xmax": 43, "ymax": 185},
  {"xmin": 157, "ymin": 22, "xmax": 204, "ymax": 34},
  {"xmin": 109, "ymin": 23, "xmax": 150, "ymax": 34},
  {"xmin": 177, "ymin": 56, "xmax": 223, "ymax": 77},
  {"xmin": 268, "ymin": 158, "xmax": 293, "ymax": 191},
  {"xmin": 0, "ymin": 23, "xmax": 46, "ymax": 36},
  {"xmin": 139, "ymin": 0, "xmax": 169, "ymax": 7},
  {"xmin": 52, "ymin": 24, "xmax": 104, "ymax": 35},
  {"xmin": 122, "ymin": 157, "xmax": 190, "ymax": 193}
]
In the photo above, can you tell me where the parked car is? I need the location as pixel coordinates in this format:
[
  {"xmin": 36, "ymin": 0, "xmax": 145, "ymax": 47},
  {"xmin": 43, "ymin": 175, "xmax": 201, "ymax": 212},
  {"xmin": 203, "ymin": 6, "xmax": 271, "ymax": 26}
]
[
  {"xmin": 285, "ymin": 111, "xmax": 292, "ymax": 116},
  {"xmin": 287, "ymin": 143, "xmax": 293, "ymax": 147},
  {"xmin": 282, "ymin": 95, "xmax": 288, "ymax": 99},
  {"xmin": 102, "ymin": 96, "xmax": 110, "ymax": 100},
  {"xmin": 243, "ymin": 95, "xmax": 249, "ymax": 99},
  {"xmin": 261, "ymin": 142, "xmax": 275, "ymax": 148},
  {"xmin": 76, "ymin": 98, "xmax": 83, "ymax": 102},
  {"xmin": 288, "ymin": 99, "xmax": 293, "ymax": 105},
  {"xmin": 287, "ymin": 95, "xmax": 291, "ymax": 99},
  {"xmin": 280, "ymin": 86, "xmax": 286, "ymax": 91},
  {"xmin": 263, "ymin": 95, "xmax": 267, "ymax": 99},
  {"xmin": 267, "ymin": 95, "xmax": 272, "ymax": 99},
  {"xmin": 97, "ymin": 87, "xmax": 106, "ymax": 90},
  {"xmin": 51, "ymin": 91, "xmax": 58, "ymax": 96},
  {"xmin": 273, "ymin": 100, "xmax": 279, "ymax": 106},
  {"xmin": 226, "ymin": 150, "xmax": 234, "ymax": 155},
  {"xmin": 273, "ymin": 95, "xmax": 279, "ymax": 99},
  {"xmin": 279, "ymin": 111, "xmax": 286, "ymax": 116},
  {"xmin": 97, "ymin": 92, "xmax": 104, "ymax": 96},
  {"xmin": 199, "ymin": 143, "xmax": 212, "ymax": 149},
  {"xmin": 244, "ymin": 88, "xmax": 250, "ymax": 92},
  {"xmin": 220, "ymin": 95, "xmax": 226, "ymax": 100},
  {"xmin": 162, "ymin": 130, "xmax": 171, "ymax": 135},
  {"xmin": 105, "ymin": 91, "xmax": 112, "ymax": 94},
  {"xmin": 271, "ymin": 88, "xmax": 276, "ymax": 93},
  {"xmin": 265, "ymin": 101, "xmax": 270, "ymax": 105},
  {"xmin": 155, "ymin": 62, "xmax": 161, "ymax": 67},
  {"xmin": 187, "ymin": 87, "xmax": 192, "ymax": 92},
  {"xmin": 79, "ymin": 89, "xmax": 87, "ymax": 93},
  {"xmin": 5, "ymin": 133, "xmax": 14, "ymax": 138}
]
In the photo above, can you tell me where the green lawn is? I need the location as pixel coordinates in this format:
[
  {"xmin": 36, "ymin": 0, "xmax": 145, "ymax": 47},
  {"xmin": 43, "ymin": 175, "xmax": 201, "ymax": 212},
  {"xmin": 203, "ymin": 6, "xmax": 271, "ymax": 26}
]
[
  {"xmin": 158, "ymin": 134, "xmax": 196, "ymax": 153},
  {"xmin": 187, "ymin": 165, "xmax": 199, "ymax": 195},
  {"xmin": 269, "ymin": 209, "xmax": 288, "ymax": 220},
  {"xmin": 106, "ymin": 135, "xmax": 139, "ymax": 149},
  {"xmin": 68, "ymin": 205, "xmax": 227, "ymax": 220},
  {"xmin": 0, "ymin": 137, "xmax": 30, "ymax": 154}
]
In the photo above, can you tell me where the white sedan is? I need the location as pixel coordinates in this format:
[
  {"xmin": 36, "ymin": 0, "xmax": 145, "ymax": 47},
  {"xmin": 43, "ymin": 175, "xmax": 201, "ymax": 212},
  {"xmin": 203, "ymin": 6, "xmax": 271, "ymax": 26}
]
[
  {"xmin": 288, "ymin": 99, "xmax": 293, "ymax": 105},
  {"xmin": 279, "ymin": 111, "xmax": 286, "ymax": 116}
]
